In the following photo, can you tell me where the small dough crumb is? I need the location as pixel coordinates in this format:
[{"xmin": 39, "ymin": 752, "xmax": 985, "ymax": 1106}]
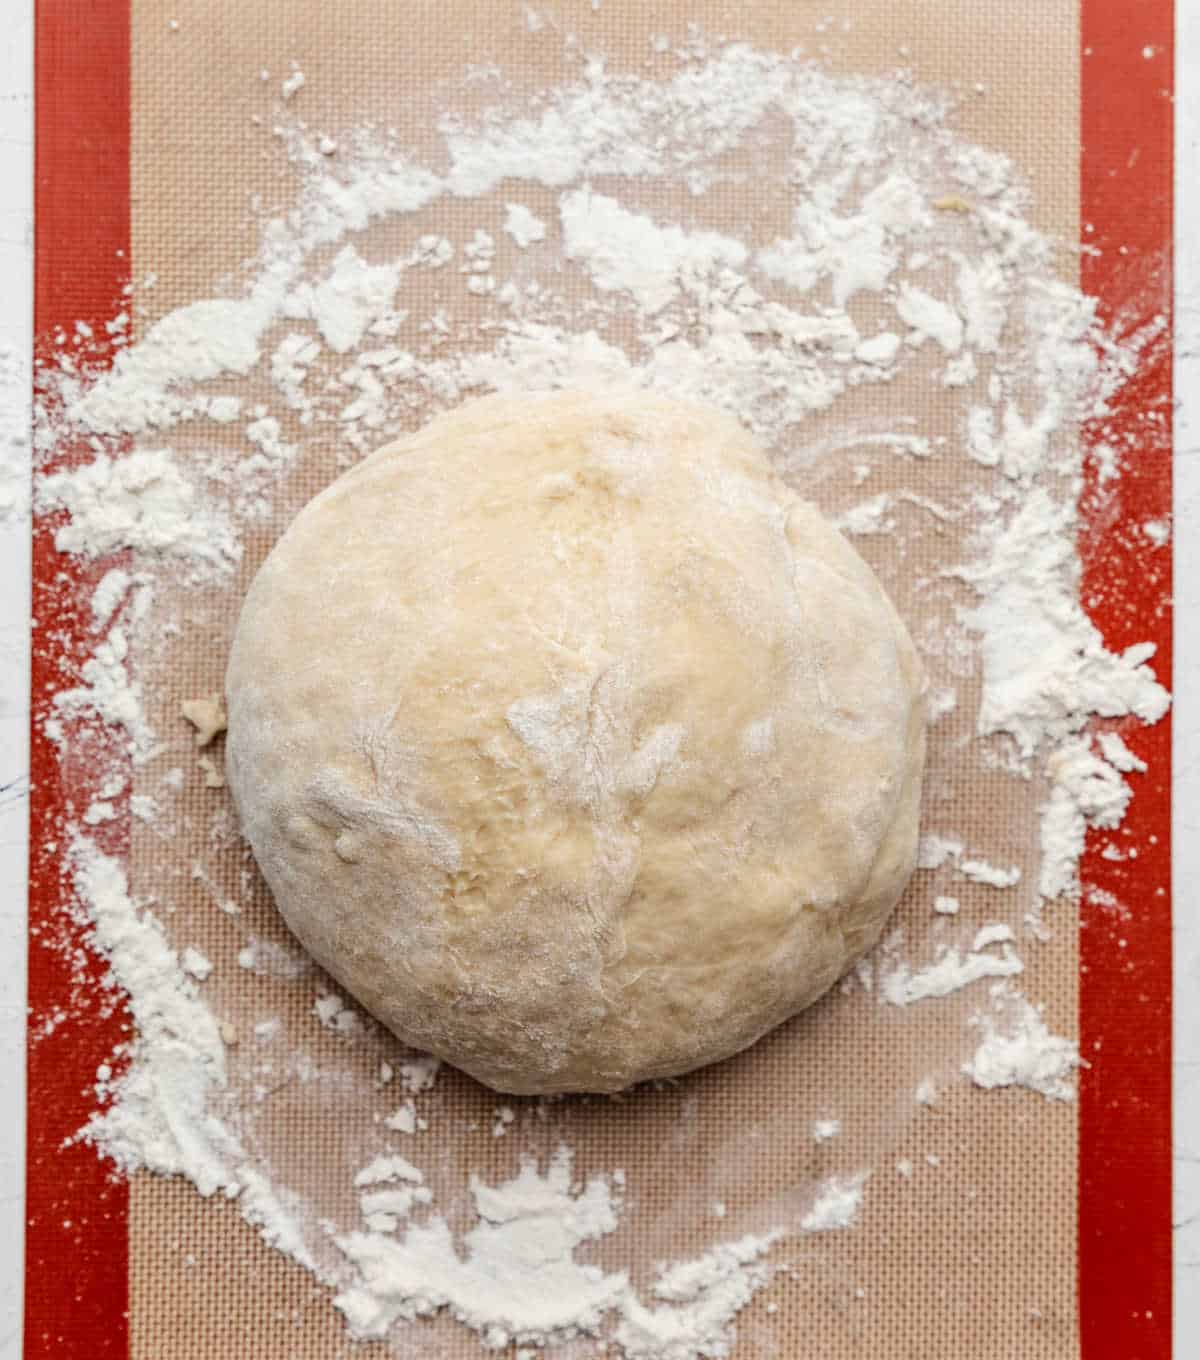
[
  {"xmin": 933, "ymin": 194, "xmax": 973, "ymax": 213},
  {"xmin": 198, "ymin": 754, "xmax": 225, "ymax": 788},
  {"xmin": 181, "ymin": 693, "xmax": 228, "ymax": 747}
]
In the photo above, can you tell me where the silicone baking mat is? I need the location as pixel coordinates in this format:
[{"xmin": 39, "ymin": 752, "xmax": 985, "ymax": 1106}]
[{"xmin": 27, "ymin": 2, "xmax": 1172, "ymax": 1357}]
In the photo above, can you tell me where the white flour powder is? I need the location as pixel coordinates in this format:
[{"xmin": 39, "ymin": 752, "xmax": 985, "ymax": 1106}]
[
  {"xmin": 799, "ymin": 1175, "xmax": 869, "ymax": 1233},
  {"xmin": 34, "ymin": 447, "xmax": 239, "ymax": 579},
  {"xmin": 335, "ymin": 1146, "xmax": 780, "ymax": 1355},
  {"xmin": 22, "ymin": 25, "xmax": 1171, "ymax": 1359},
  {"xmin": 964, "ymin": 985, "xmax": 1083, "ymax": 1101},
  {"xmin": 71, "ymin": 838, "xmax": 240, "ymax": 1199}
]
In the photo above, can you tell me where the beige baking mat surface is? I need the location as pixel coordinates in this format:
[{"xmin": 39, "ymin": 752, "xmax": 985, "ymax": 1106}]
[{"xmin": 125, "ymin": 2, "xmax": 1081, "ymax": 1356}]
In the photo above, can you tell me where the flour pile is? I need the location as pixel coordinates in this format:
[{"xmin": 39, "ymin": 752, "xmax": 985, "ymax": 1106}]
[{"xmin": 28, "ymin": 29, "xmax": 1168, "ymax": 1359}]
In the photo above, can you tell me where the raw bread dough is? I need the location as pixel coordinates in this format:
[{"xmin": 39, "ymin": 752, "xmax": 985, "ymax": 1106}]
[{"xmin": 225, "ymin": 390, "xmax": 926, "ymax": 1094}]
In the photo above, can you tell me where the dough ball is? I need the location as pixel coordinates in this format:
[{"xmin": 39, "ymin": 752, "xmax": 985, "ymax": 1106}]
[{"xmin": 225, "ymin": 390, "xmax": 926, "ymax": 1094}]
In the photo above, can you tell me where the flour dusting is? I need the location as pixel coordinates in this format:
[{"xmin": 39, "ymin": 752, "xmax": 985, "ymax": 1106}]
[
  {"xmin": 799, "ymin": 1175, "xmax": 869, "ymax": 1233},
  {"xmin": 334, "ymin": 1146, "xmax": 778, "ymax": 1356},
  {"xmin": 964, "ymin": 986, "xmax": 1083, "ymax": 1102}
]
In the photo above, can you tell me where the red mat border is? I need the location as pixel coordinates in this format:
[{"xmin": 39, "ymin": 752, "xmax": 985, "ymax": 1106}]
[
  {"xmin": 1077, "ymin": 3, "xmax": 1174, "ymax": 1357},
  {"xmin": 27, "ymin": 3, "xmax": 132, "ymax": 1358},
  {"xmin": 24, "ymin": 3, "xmax": 1174, "ymax": 1357}
]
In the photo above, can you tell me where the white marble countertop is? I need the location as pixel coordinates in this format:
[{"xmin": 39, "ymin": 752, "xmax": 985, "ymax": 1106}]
[{"xmin": 0, "ymin": 7, "xmax": 1194, "ymax": 1354}]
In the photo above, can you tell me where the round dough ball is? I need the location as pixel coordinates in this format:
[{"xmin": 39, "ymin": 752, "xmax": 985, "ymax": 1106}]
[{"xmin": 225, "ymin": 390, "xmax": 926, "ymax": 1094}]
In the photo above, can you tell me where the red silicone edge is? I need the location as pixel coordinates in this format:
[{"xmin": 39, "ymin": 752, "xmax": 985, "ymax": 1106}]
[
  {"xmin": 1078, "ymin": 2, "xmax": 1174, "ymax": 1357},
  {"xmin": 26, "ymin": 2, "xmax": 132, "ymax": 1357}
]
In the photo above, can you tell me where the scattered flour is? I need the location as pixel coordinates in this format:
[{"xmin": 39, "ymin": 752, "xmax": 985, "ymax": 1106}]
[
  {"xmin": 355, "ymin": 1154, "xmax": 425, "ymax": 1187},
  {"xmin": 398, "ymin": 1056, "xmax": 442, "ymax": 1094},
  {"xmin": 1037, "ymin": 736, "xmax": 1134, "ymax": 902},
  {"xmin": 955, "ymin": 487, "xmax": 1169, "ymax": 911},
  {"xmin": 180, "ymin": 947, "xmax": 213, "ymax": 981},
  {"xmin": 83, "ymin": 799, "xmax": 116, "ymax": 825},
  {"xmin": 385, "ymin": 1102, "xmax": 424, "ymax": 1135},
  {"xmin": 503, "ymin": 202, "xmax": 548, "ymax": 248},
  {"xmin": 958, "ymin": 490, "xmax": 1169, "ymax": 755},
  {"xmin": 959, "ymin": 858, "xmax": 1022, "ymax": 888},
  {"xmin": 34, "ymin": 448, "xmax": 239, "ymax": 579},
  {"xmin": 314, "ymin": 992, "xmax": 365, "ymax": 1039},
  {"xmin": 48, "ymin": 628, "xmax": 158, "ymax": 764},
  {"xmin": 236, "ymin": 935, "xmax": 312, "ymax": 980},
  {"xmin": 836, "ymin": 492, "xmax": 894, "ymax": 536},
  {"xmin": 882, "ymin": 930, "xmax": 1023, "ymax": 1006},
  {"xmin": 915, "ymin": 834, "xmax": 965, "ymax": 870},
  {"xmin": 1096, "ymin": 730, "xmax": 1147, "ymax": 774},
  {"xmin": 560, "ymin": 189, "xmax": 747, "ymax": 315},
  {"xmin": 896, "ymin": 284, "xmax": 964, "ymax": 352},
  {"xmin": 89, "ymin": 567, "xmax": 134, "ymax": 627},
  {"xmin": 963, "ymin": 987, "xmax": 1081, "ymax": 1101},
  {"xmin": 334, "ymin": 1146, "xmax": 778, "ymax": 1356},
  {"xmin": 799, "ymin": 1174, "xmax": 869, "ymax": 1232},
  {"xmin": 281, "ymin": 64, "xmax": 306, "ymax": 100},
  {"xmin": 71, "ymin": 838, "xmax": 238, "ymax": 1197}
]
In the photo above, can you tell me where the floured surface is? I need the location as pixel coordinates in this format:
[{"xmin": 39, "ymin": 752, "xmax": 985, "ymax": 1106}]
[{"xmin": 25, "ymin": 2, "xmax": 1174, "ymax": 1357}]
